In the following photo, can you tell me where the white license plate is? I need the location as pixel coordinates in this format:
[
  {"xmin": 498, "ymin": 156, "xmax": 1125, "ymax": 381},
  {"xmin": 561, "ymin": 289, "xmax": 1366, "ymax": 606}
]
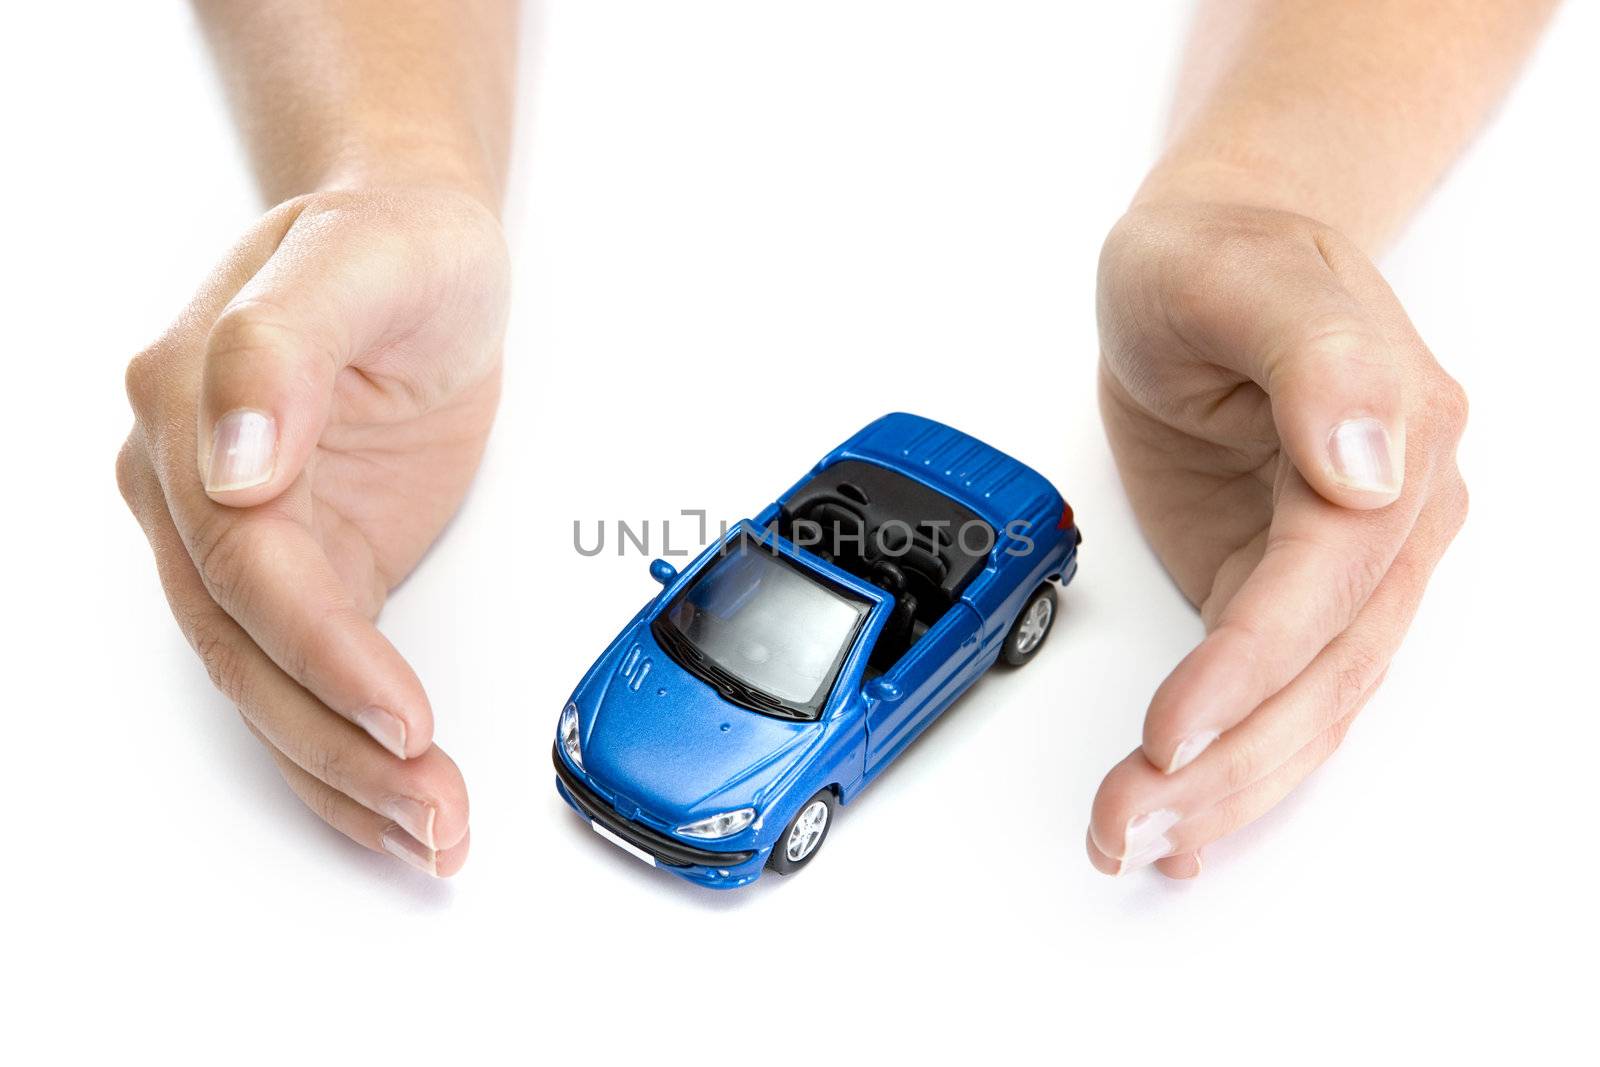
[{"xmin": 591, "ymin": 820, "xmax": 656, "ymax": 866}]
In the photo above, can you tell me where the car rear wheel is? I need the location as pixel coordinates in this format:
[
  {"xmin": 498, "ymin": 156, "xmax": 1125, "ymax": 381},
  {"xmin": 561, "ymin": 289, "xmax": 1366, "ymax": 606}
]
[
  {"xmin": 1001, "ymin": 584, "xmax": 1057, "ymax": 667},
  {"xmin": 767, "ymin": 790, "xmax": 834, "ymax": 876}
]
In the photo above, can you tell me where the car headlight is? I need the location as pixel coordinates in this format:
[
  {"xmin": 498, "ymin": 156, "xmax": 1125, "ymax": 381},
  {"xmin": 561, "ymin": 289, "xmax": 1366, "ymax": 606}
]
[
  {"xmin": 559, "ymin": 701, "xmax": 583, "ymax": 769},
  {"xmin": 676, "ymin": 808, "xmax": 756, "ymax": 840}
]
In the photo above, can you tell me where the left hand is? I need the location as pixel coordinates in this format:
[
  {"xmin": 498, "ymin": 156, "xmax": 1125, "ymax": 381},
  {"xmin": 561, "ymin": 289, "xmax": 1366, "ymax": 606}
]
[
  {"xmin": 1089, "ymin": 201, "xmax": 1469, "ymax": 878},
  {"xmin": 117, "ymin": 186, "xmax": 508, "ymax": 875}
]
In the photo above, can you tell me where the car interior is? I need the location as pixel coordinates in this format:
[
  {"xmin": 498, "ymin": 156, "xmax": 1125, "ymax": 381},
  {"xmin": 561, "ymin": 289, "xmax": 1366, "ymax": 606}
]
[{"xmin": 769, "ymin": 459, "xmax": 995, "ymax": 675}]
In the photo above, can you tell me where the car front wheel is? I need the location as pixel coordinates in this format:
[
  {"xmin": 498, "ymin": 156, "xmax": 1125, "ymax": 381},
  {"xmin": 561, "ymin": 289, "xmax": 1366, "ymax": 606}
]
[
  {"xmin": 767, "ymin": 790, "xmax": 834, "ymax": 876},
  {"xmin": 1001, "ymin": 584, "xmax": 1057, "ymax": 667}
]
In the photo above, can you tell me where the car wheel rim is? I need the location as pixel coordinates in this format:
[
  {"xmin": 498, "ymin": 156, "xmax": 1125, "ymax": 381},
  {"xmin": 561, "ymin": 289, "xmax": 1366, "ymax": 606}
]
[
  {"xmin": 1015, "ymin": 596, "xmax": 1053, "ymax": 654},
  {"xmin": 785, "ymin": 800, "xmax": 829, "ymax": 862}
]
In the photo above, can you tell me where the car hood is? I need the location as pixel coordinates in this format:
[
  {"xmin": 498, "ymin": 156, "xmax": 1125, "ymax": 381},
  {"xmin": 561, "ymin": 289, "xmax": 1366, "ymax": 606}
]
[{"xmin": 578, "ymin": 621, "xmax": 820, "ymax": 821}]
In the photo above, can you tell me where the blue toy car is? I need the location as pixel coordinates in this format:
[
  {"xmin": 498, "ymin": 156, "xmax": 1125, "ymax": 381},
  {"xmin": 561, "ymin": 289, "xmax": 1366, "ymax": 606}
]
[{"xmin": 553, "ymin": 413, "xmax": 1081, "ymax": 888}]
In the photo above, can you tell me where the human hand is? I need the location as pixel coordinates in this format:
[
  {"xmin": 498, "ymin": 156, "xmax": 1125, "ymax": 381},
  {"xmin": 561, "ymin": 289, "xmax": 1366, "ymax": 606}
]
[
  {"xmin": 1089, "ymin": 201, "xmax": 1468, "ymax": 878},
  {"xmin": 118, "ymin": 187, "xmax": 509, "ymax": 876}
]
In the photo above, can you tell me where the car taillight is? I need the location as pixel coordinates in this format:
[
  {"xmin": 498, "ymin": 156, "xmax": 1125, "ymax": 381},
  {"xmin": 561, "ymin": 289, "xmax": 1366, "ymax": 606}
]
[{"xmin": 1057, "ymin": 500, "xmax": 1075, "ymax": 530}]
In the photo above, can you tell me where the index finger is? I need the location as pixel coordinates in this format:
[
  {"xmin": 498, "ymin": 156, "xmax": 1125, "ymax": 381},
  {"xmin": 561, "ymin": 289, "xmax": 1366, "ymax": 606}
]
[{"xmin": 1141, "ymin": 463, "xmax": 1424, "ymax": 773}]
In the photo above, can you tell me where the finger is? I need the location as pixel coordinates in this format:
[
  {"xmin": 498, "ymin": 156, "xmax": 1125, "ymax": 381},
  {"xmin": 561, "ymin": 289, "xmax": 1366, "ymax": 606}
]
[
  {"xmin": 124, "ymin": 207, "xmax": 445, "ymax": 756},
  {"xmin": 118, "ymin": 196, "xmax": 360, "ymax": 507},
  {"xmin": 1165, "ymin": 470, "xmax": 1465, "ymax": 803},
  {"xmin": 195, "ymin": 194, "xmax": 506, "ymax": 508},
  {"xmin": 262, "ymin": 736, "xmax": 471, "ymax": 877},
  {"xmin": 120, "ymin": 449, "xmax": 469, "ymax": 852},
  {"xmin": 177, "ymin": 503, "xmax": 434, "ymax": 758},
  {"xmin": 1154, "ymin": 850, "xmax": 1201, "ymax": 880},
  {"xmin": 1161, "ymin": 216, "xmax": 1410, "ymax": 508},
  {"xmin": 1162, "ymin": 705, "xmax": 1364, "ymax": 863},
  {"xmin": 261, "ymin": 728, "xmax": 433, "ymax": 872},
  {"xmin": 1094, "ymin": 473, "xmax": 1465, "ymax": 871},
  {"xmin": 1091, "ymin": 700, "xmax": 1363, "ymax": 878},
  {"xmin": 1096, "ymin": 470, "xmax": 1465, "ymax": 863},
  {"xmin": 1096, "ymin": 665, "xmax": 1378, "ymax": 875},
  {"xmin": 1144, "ymin": 463, "xmax": 1424, "ymax": 773},
  {"xmin": 1086, "ymin": 828, "xmax": 1120, "ymax": 877},
  {"xmin": 1085, "ymin": 807, "xmax": 1201, "ymax": 879},
  {"xmin": 196, "ymin": 271, "xmax": 354, "ymax": 505},
  {"xmin": 135, "ymin": 344, "xmax": 436, "ymax": 758}
]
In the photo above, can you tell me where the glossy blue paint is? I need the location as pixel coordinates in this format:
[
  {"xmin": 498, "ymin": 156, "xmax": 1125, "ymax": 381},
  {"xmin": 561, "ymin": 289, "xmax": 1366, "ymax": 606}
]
[{"xmin": 554, "ymin": 413, "xmax": 1080, "ymax": 888}]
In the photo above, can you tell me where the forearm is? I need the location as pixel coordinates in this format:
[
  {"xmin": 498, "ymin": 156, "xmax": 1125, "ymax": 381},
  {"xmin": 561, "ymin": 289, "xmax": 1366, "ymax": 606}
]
[
  {"xmin": 1137, "ymin": 0, "xmax": 1557, "ymax": 251},
  {"xmin": 192, "ymin": 0, "xmax": 518, "ymax": 211}
]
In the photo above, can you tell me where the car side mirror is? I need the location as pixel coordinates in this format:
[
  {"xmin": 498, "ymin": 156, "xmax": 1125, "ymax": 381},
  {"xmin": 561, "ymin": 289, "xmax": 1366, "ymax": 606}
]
[
  {"xmin": 864, "ymin": 677, "xmax": 903, "ymax": 703},
  {"xmin": 649, "ymin": 558, "xmax": 679, "ymax": 586}
]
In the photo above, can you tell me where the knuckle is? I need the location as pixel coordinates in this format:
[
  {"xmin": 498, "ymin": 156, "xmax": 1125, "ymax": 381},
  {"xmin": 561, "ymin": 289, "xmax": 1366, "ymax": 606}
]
[
  {"xmin": 1331, "ymin": 642, "xmax": 1384, "ymax": 714},
  {"xmin": 1212, "ymin": 790, "xmax": 1250, "ymax": 838},
  {"xmin": 1431, "ymin": 372, "xmax": 1470, "ymax": 438},
  {"xmin": 276, "ymin": 623, "xmax": 316, "ymax": 690},
  {"xmin": 1331, "ymin": 547, "xmax": 1395, "ymax": 630},
  {"xmin": 1292, "ymin": 316, "xmax": 1372, "ymax": 362},
  {"xmin": 305, "ymin": 740, "xmax": 348, "ymax": 790},
  {"xmin": 1164, "ymin": 234, "xmax": 1248, "ymax": 326},
  {"xmin": 190, "ymin": 516, "xmax": 259, "ymax": 612},
  {"xmin": 1259, "ymin": 533, "xmax": 1379, "ymax": 631},
  {"xmin": 1270, "ymin": 317, "xmax": 1392, "ymax": 391},
  {"xmin": 1322, "ymin": 715, "xmax": 1355, "ymax": 757},
  {"xmin": 310, "ymin": 783, "xmax": 343, "ymax": 829},
  {"xmin": 1444, "ymin": 472, "xmax": 1471, "ymax": 535},
  {"xmin": 114, "ymin": 440, "xmax": 142, "ymax": 510},
  {"xmin": 193, "ymin": 625, "xmax": 250, "ymax": 707},
  {"xmin": 206, "ymin": 303, "xmax": 292, "ymax": 362},
  {"xmin": 207, "ymin": 299, "xmax": 337, "ymax": 383},
  {"xmin": 1336, "ymin": 549, "xmax": 1389, "ymax": 626},
  {"xmin": 1223, "ymin": 736, "xmax": 1267, "ymax": 796},
  {"xmin": 122, "ymin": 347, "xmax": 164, "ymax": 415}
]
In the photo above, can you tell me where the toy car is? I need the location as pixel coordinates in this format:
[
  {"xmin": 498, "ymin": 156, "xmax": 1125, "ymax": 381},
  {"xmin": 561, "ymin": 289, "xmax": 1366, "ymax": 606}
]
[{"xmin": 552, "ymin": 412, "xmax": 1081, "ymax": 888}]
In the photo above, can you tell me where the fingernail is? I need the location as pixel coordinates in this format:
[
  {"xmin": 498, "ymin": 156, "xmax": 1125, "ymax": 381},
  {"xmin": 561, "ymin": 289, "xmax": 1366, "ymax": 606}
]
[
  {"xmin": 381, "ymin": 824, "xmax": 438, "ymax": 876},
  {"xmin": 1327, "ymin": 417, "xmax": 1398, "ymax": 494},
  {"xmin": 1119, "ymin": 809, "xmax": 1181, "ymax": 871},
  {"xmin": 354, "ymin": 706, "xmax": 408, "ymax": 759},
  {"xmin": 205, "ymin": 409, "xmax": 277, "ymax": 492},
  {"xmin": 1167, "ymin": 729, "xmax": 1220, "ymax": 774},
  {"xmin": 1162, "ymin": 851, "xmax": 1204, "ymax": 880},
  {"xmin": 381, "ymin": 796, "xmax": 437, "ymax": 850}
]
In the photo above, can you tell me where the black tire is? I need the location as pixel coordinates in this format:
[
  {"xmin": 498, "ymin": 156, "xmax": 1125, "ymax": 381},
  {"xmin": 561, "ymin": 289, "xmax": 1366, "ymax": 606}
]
[
  {"xmin": 766, "ymin": 789, "xmax": 835, "ymax": 876},
  {"xmin": 1001, "ymin": 584, "xmax": 1057, "ymax": 667}
]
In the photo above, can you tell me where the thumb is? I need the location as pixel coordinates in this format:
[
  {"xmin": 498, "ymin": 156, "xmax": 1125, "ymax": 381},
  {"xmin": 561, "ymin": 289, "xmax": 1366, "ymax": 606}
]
[
  {"xmin": 1261, "ymin": 290, "xmax": 1408, "ymax": 509},
  {"xmin": 196, "ymin": 206, "xmax": 400, "ymax": 507},
  {"xmin": 1172, "ymin": 225, "xmax": 1411, "ymax": 511},
  {"xmin": 197, "ymin": 299, "xmax": 342, "ymax": 505}
]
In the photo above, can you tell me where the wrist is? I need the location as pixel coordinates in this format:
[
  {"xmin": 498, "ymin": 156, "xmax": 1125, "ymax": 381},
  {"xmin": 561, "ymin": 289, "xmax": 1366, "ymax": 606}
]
[
  {"xmin": 307, "ymin": 133, "xmax": 505, "ymax": 218},
  {"xmin": 1130, "ymin": 154, "xmax": 1384, "ymax": 250},
  {"xmin": 1133, "ymin": 155, "xmax": 1309, "ymax": 213}
]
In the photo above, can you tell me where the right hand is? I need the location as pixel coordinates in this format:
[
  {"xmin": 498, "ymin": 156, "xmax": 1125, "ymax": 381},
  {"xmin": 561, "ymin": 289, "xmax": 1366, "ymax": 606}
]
[{"xmin": 117, "ymin": 187, "xmax": 510, "ymax": 876}]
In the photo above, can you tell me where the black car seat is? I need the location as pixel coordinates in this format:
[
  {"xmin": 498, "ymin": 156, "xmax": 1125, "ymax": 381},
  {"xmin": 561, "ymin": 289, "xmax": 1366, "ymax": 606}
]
[
  {"xmin": 797, "ymin": 499, "xmax": 867, "ymax": 568},
  {"xmin": 869, "ymin": 560, "xmax": 918, "ymax": 671}
]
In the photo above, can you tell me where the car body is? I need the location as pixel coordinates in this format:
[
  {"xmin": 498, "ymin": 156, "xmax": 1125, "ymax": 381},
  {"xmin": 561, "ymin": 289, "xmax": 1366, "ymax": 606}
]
[{"xmin": 553, "ymin": 412, "xmax": 1081, "ymax": 888}]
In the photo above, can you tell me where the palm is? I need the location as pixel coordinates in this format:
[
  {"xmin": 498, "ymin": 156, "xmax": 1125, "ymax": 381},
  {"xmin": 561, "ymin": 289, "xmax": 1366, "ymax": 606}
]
[
  {"xmin": 1098, "ymin": 349, "xmax": 1283, "ymax": 618},
  {"xmin": 284, "ymin": 205, "xmax": 508, "ymax": 617},
  {"xmin": 305, "ymin": 370, "xmax": 501, "ymax": 617}
]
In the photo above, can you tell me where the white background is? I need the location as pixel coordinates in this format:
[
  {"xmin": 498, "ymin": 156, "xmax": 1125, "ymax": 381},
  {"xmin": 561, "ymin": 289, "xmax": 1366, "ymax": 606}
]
[{"xmin": 3, "ymin": 2, "xmax": 1596, "ymax": 1062}]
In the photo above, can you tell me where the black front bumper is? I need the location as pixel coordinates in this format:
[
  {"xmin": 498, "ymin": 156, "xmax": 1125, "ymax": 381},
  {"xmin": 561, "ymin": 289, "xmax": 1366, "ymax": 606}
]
[{"xmin": 552, "ymin": 744, "xmax": 757, "ymax": 868}]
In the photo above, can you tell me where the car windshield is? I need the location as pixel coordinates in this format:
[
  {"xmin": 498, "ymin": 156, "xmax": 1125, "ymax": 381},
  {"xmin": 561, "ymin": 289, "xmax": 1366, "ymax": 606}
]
[{"xmin": 653, "ymin": 535, "xmax": 871, "ymax": 719}]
